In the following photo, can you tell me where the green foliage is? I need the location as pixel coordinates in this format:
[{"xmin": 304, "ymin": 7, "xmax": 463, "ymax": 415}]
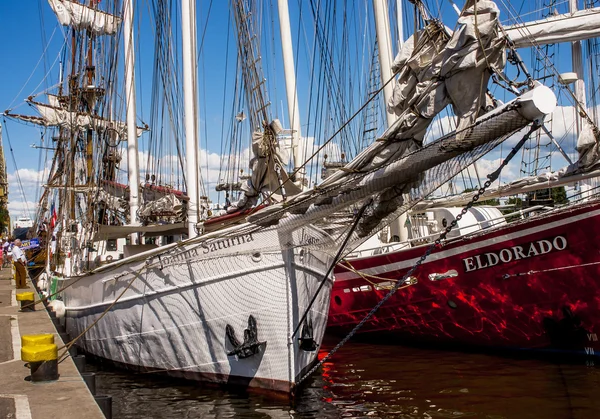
[
  {"xmin": 551, "ymin": 186, "xmax": 568, "ymax": 204},
  {"xmin": 0, "ymin": 205, "xmax": 8, "ymax": 235}
]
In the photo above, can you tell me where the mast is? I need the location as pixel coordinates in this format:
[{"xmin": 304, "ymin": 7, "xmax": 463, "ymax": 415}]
[
  {"xmin": 570, "ymin": 0, "xmax": 588, "ymax": 131},
  {"xmin": 124, "ymin": 0, "xmax": 140, "ymax": 236},
  {"xmin": 277, "ymin": 0, "xmax": 304, "ymax": 186},
  {"xmin": 570, "ymin": 0, "xmax": 591, "ymax": 199},
  {"xmin": 182, "ymin": 0, "xmax": 200, "ymax": 237},
  {"xmin": 373, "ymin": 0, "xmax": 407, "ymax": 242},
  {"xmin": 373, "ymin": 0, "xmax": 398, "ymax": 129},
  {"xmin": 396, "ymin": 0, "xmax": 404, "ymax": 49}
]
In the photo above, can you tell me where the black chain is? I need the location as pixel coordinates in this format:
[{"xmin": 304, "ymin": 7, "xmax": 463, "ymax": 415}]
[{"xmin": 297, "ymin": 122, "xmax": 541, "ymax": 385}]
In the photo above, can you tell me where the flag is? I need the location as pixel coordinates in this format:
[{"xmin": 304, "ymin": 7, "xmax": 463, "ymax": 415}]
[{"xmin": 50, "ymin": 204, "xmax": 57, "ymax": 229}]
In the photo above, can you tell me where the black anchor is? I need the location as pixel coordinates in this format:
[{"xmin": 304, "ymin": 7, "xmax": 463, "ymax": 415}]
[{"xmin": 226, "ymin": 315, "xmax": 265, "ymax": 358}]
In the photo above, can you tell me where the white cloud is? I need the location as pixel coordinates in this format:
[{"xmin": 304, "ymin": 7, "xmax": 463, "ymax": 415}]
[
  {"xmin": 7, "ymin": 200, "xmax": 38, "ymax": 220},
  {"xmin": 8, "ymin": 168, "xmax": 48, "ymax": 185}
]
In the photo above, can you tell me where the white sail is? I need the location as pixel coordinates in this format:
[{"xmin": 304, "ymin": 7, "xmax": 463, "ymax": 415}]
[
  {"xmin": 48, "ymin": 0, "xmax": 121, "ymax": 36},
  {"xmin": 505, "ymin": 8, "xmax": 600, "ymax": 48},
  {"xmin": 8, "ymin": 97, "xmax": 146, "ymax": 139}
]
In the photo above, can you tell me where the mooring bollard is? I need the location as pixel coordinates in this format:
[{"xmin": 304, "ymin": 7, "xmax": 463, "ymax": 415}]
[
  {"xmin": 73, "ymin": 354, "xmax": 86, "ymax": 372},
  {"xmin": 94, "ymin": 395, "xmax": 113, "ymax": 419},
  {"xmin": 21, "ymin": 334, "xmax": 54, "ymax": 347},
  {"xmin": 21, "ymin": 343, "xmax": 59, "ymax": 382},
  {"xmin": 81, "ymin": 372, "xmax": 97, "ymax": 395},
  {"xmin": 15, "ymin": 292, "xmax": 35, "ymax": 312}
]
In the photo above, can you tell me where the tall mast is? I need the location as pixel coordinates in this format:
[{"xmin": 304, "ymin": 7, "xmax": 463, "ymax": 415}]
[
  {"xmin": 182, "ymin": 0, "xmax": 200, "ymax": 237},
  {"xmin": 277, "ymin": 0, "xmax": 304, "ymax": 186},
  {"xmin": 570, "ymin": 0, "xmax": 591, "ymax": 199},
  {"xmin": 124, "ymin": 0, "xmax": 140, "ymax": 235},
  {"xmin": 570, "ymin": 0, "xmax": 587, "ymax": 128},
  {"xmin": 373, "ymin": 0, "xmax": 408, "ymax": 242},
  {"xmin": 396, "ymin": 0, "xmax": 404, "ymax": 49},
  {"xmin": 373, "ymin": 0, "xmax": 398, "ymax": 128}
]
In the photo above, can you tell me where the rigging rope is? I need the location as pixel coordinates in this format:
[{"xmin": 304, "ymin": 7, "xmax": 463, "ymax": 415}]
[{"xmin": 1, "ymin": 120, "xmax": 31, "ymax": 218}]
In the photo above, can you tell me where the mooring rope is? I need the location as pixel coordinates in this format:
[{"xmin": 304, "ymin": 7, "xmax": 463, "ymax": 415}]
[
  {"xmin": 338, "ymin": 259, "xmax": 417, "ymax": 291},
  {"xmin": 55, "ymin": 263, "xmax": 148, "ymax": 364}
]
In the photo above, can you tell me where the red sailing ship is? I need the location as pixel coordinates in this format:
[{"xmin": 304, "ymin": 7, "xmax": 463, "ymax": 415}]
[
  {"xmin": 326, "ymin": 0, "xmax": 600, "ymax": 359},
  {"xmin": 328, "ymin": 200, "xmax": 600, "ymax": 357}
]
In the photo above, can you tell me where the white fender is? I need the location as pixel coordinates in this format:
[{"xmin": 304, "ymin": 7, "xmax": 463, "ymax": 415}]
[{"xmin": 48, "ymin": 300, "xmax": 66, "ymax": 318}]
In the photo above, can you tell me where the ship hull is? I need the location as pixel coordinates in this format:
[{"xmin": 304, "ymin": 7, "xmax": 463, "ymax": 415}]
[
  {"xmin": 60, "ymin": 227, "xmax": 332, "ymax": 394},
  {"xmin": 328, "ymin": 201, "xmax": 600, "ymax": 357}
]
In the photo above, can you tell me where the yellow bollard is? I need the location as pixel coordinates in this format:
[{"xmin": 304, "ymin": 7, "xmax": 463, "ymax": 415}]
[
  {"xmin": 21, "ymin": 343, "xmax": 59, "ymax": 382},
  {"xmin": 15, "ymin": 292, "xmax": 35, "ymax": 312},
  {"xmin": 22, "ymin": 334, "xmax": 55, "ymax": 347}
]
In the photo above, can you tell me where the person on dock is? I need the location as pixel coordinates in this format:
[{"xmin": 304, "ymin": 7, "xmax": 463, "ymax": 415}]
[{"xmin": 12, "ymin": 239, "xmax": 28, "ymax": 289}]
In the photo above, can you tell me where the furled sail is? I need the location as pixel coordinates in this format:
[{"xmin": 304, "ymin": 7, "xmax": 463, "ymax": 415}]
[
  {"xmin": 247, "ymin": 84, "xmax": 556, "ymax": 234},
  {"xmin": 245, "ymin": 0, "xmax": 555, "ymax": 243},
  {"xmin": 5, "ymin": 96, "xmax": 145, "ymax": 140},
  {"xmin": 48, "ymin": 0, "xmax": 121, "ymax": 36},
  {"xmin": 308, "ymin": 0, "xmax": 506, "ymax": 231},
  {"xmin": 227, "ymin": 120, "xmax": 302, "ymax": 213},
  {"xmin": 505, "ymin": 8, "xmax": 600, "ymax": 48}
]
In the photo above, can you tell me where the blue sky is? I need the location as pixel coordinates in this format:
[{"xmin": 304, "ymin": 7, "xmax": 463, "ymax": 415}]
[{"xmin": 0, "ymin": 0, "xmax": 590, "ymax": 223}]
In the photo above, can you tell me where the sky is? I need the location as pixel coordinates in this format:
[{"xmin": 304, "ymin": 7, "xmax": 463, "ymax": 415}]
[{"xmin": 0, "ymin": 0, "xmax": 591, "ymax": 225}]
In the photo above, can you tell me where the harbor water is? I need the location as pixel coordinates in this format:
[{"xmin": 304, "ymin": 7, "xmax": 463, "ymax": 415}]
[{"xmin": 90, "ymin": 337, "xmax": 600, "ymax": 418}]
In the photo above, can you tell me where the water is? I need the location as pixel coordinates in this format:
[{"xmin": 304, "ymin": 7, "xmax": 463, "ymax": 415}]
[{"xmin": 91, "ymin": 337, "xmax": 600, "ymax": 418}]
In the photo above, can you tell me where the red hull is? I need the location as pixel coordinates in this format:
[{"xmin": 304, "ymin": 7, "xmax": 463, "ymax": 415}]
[{"xmin": 328, "ymin": 201, "xmax": 600, "ymax": 357}]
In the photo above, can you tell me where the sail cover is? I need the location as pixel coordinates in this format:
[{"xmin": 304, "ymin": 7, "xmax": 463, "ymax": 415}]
[
  {"xmin": 505, "ymin": 8, "xmax": 600, "ymax": 48},
  {"xmin": 48, "ymin": 0, "xmax": 122, "ymax": 36}
]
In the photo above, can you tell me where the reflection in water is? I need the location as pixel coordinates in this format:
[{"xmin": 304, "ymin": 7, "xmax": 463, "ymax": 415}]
[{"xmin": 92, "ymin": 337, "xmax": 600, "ymax": 418}]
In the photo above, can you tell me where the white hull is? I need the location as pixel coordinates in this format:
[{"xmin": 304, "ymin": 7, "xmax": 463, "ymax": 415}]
[{"xmin": 60, "ymin": 227, "xmax": 333, "ymax": 393}]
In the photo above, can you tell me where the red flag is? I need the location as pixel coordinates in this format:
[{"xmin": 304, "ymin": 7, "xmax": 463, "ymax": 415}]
[{"xmin": 50, "ymin": 205, "xmax": 57, "ymax": 229}]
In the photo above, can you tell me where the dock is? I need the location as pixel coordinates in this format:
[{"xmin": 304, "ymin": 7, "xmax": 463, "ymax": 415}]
[{"xmin": 0, "ymin": 268, "xmax": 105, "ymax": 419}]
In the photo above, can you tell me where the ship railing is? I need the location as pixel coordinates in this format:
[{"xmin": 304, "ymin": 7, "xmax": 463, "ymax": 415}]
[{"xmin": 346, "ymin": 205, "xmax": 552, "ymax": 259}]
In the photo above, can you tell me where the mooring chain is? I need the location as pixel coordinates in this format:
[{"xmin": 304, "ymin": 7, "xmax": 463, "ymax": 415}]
[{"xmin": 297, "ymin": 122, "xmax": 541, "ymax": 385}]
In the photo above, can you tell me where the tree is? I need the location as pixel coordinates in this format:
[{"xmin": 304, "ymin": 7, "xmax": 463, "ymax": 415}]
[
  {"xmin": 551, "ymin": 186, "xmax": 568, "ymax": 204},
  {"xmin": 0, "ymin": 206, "xmax": 8, "ymax": 236}
]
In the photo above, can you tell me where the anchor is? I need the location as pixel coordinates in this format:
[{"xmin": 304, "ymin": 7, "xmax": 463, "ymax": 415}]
[
  {"xmin": 298, "ymin": 318, "xmax": 318, "ymax": 351},
  {"xmin": 226, "ymin": 315, "xmax": 265, "ymax": 358}
]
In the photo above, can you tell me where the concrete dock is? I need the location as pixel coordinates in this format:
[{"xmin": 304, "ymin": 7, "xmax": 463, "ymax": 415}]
[{"xmin": 0, "ymin": 268, "xmax": 105, "ymax": 419}]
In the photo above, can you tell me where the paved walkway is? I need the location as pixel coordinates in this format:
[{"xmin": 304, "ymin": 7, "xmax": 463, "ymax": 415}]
[{"xmin": 0, "ymin": 268, "xmax": 105, "ymax": 419}]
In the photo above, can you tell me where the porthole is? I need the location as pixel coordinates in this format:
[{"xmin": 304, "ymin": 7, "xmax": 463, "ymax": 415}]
[
  {"xmin": 447, "ymin": 300, "xmax": 458, "ymax": 309},
  {"xmin": 334, "ymin": 296, "xmax": 342, "ymax": 306},
  {"xmin": 251, "ymin": 252, "xmax": 262, "ymax": 262}
]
